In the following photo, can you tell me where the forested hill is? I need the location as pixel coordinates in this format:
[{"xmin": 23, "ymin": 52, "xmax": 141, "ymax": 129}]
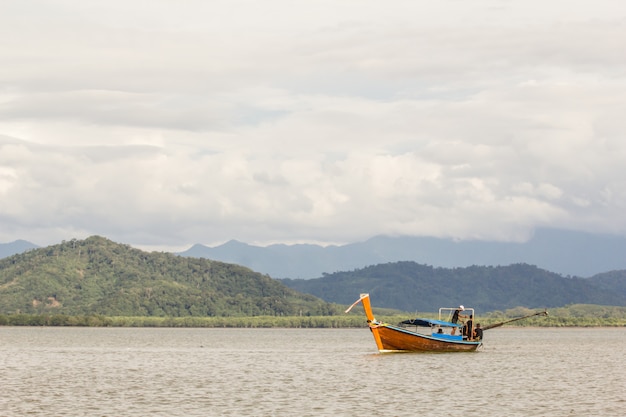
[
  {"xmin": 280, "ymin": 262, "xmax": 626, "ymax": 312},
  {"xmin": 0, "ymin": 236, "xmax": 339, "ymax": 317}
]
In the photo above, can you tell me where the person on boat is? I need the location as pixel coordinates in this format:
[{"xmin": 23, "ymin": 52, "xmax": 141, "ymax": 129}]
[
  {"xmin": 463, "ymin": 315, "xmax": 474, "ymax": 339},
  {"xmin": 473, "ymin": 323, "xmax": 483, "ymax": 340},
  {"xmin": 450, "ymin": 305, "xmax": 467, "ymax": 335}
]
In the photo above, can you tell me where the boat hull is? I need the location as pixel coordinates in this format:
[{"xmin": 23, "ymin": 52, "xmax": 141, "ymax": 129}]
[{"xmin": 370, "ymin": 323, "xmax": 481, "ymax": 353}]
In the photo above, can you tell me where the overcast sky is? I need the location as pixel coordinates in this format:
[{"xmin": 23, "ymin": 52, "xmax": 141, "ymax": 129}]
[{"xmin": 1, "ymin": 0, "xmax": 625, "ymax": 251}]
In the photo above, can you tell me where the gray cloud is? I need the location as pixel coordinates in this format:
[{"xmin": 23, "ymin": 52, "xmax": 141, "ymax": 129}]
[{"xmin": 1, "ymin": 1, "xmax": 626, "ymax": 250}]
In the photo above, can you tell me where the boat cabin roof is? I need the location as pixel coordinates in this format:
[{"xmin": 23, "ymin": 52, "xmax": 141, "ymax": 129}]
[
  {"xmin": 399, "ymin": 307, "xmax": 475, "ymax": 329},
  {"xmin": 399, "ymin": 318, "xmax": 461, "ymax": 328}
]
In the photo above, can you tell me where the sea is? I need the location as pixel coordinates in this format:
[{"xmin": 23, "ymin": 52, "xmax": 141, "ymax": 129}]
[{"xmin": 1, "ymin": 327, "xmax": 624, "ymax": 416}]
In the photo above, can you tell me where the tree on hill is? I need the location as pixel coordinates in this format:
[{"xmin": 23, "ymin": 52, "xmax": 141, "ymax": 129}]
[{"xmin": 0, "ymin": 236, "xmax": 339, "ymax": 317}]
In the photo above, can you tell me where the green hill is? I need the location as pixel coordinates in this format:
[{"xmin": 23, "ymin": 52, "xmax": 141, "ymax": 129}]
[
  {"xmin": 281, "ymin": 262, "xmax": 626, "ymax": 312},
  {"xmin": 589, "ymin": 270, "xmax": 626, "ymax": 294},
  {"xmin": 0, "ymin": 236, "xmax": 339, "ymax": 317}
]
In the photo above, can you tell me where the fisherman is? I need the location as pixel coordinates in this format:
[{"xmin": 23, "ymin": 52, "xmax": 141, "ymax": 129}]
[
  {"xmin": 450, "ymin": 305, "xmax": 467, "ymax": 335},
  {"xmin": 473, "ymin": 323, "xmax": 483, "ymax": 341},
  {"xmin": 463, "ymin": 314, "xmax": 474, "ymax": 340}
]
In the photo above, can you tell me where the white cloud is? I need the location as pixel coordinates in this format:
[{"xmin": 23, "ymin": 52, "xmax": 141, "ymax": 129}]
[{"xmin": 1, "ymin": 0, "xmax": 626, "ymax": 249}]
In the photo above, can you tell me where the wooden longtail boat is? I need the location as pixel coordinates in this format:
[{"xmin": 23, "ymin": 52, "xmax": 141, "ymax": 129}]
[{"xmin": 345, "ymin": 293, "xmax": 548, "ymax": 353}]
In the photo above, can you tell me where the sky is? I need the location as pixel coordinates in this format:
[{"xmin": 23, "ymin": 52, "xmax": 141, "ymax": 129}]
[{"xmin": 1, "ymin": 0, "xmax": 626, "ymax": 251}]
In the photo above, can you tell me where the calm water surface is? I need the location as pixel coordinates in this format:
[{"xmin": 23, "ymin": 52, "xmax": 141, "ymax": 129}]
[{"xmin": 1, "ymin": 327, "xmax": 624, "ymax": 416}]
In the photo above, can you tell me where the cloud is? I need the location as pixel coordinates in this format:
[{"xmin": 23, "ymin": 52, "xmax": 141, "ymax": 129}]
[{"xmin": 1, "ymin": 1, "xmax": 626, "ymax": 249}]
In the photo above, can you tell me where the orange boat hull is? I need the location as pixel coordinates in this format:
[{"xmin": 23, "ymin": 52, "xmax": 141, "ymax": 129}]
[{"xmin": 370, "ymin": 323, "xmax": 480, "ymax": 353}]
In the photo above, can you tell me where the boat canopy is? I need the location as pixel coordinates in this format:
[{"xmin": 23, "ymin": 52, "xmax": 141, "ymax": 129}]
[{"xmin": 399, "ymin": 318, "xmax": 461, "ymax": 328}]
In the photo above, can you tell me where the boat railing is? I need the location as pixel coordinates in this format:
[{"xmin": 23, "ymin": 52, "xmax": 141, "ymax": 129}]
[{"xmin": 439, "ymin": 307, "xmax": 476, "ymax": 340}]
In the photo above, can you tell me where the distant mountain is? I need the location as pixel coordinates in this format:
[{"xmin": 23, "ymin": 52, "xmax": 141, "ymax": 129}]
[
  {"xmin": 179, "ymin": 229, "xmax": 626, "ymax": 279},
  {"xmin": 281, "ymin": 262, "xmax": 626, "ymax": 312},
  {"xmin": 0, "ymin": 239, "xmax": 38, "ymax": 258},
  {"xmin": 0, "ymin": 236, "xmax": 338, "ymax": 317},
  {"xmin": 182, "ymin": 240, "xmax": 336, "ymax": 279}
]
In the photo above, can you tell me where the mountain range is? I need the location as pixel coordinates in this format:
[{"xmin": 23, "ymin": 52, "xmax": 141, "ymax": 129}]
[
  {"xmin": 280, "ymin": 262, "xmax": 626, "ymax": 312},
  {"xmin": 4, "ymin": 228, "xmax": 626, "ymax": 279},
  {"xmin": 1, "ymin": 235, "xmax": 625, "ymax": 315},
  {"xmin": 179, "ymin": 228, "xmax": 626, "ymax": 279}
]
